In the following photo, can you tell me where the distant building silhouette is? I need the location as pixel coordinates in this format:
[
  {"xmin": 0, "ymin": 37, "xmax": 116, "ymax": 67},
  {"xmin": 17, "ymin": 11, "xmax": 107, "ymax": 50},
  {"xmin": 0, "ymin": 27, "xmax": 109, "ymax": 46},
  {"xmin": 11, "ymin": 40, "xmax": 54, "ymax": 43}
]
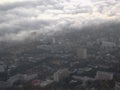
[{"xmin": 76, "ymin": 48, "xmax": 87, "ymax": 59}]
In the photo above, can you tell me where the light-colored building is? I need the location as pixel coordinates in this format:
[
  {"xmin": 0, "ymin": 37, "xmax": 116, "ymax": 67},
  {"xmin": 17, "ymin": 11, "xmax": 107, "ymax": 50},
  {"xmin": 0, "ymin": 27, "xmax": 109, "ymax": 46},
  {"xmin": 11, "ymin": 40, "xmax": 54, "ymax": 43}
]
[
  {"xmin": 95, "ymin": 71, "xmax": 113, "ymax": 80},
  {"xmin": 40, "ymin": 80, "xmax": 54, "ymax": 87},
  {"xmin": 76, "ymin": 48, "xmax": 87, "ymax": 59},
  {"xmin": 52, "ymin": 38, "xmax": 56, "ymax": 44},
  {"xmin": 101, "ymin": 41, "xmax": 116, "ymax": 49},
  {"xmin": 54, "ymin": 69, "xmax": 70, "ymax": 82},
  {"xmin": 73, "ymin": 76, "xmax": 95, "ymax": 81}
]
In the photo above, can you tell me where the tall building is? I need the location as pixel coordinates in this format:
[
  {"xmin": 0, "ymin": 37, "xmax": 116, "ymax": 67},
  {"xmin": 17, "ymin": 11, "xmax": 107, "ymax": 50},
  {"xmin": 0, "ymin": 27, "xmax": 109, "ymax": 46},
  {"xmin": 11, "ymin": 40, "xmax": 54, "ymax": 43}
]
[
  {"xmin": 101, "ymin": 41, "xmax": 116, "ymax": 49},
  {"xmin": 54, "ymin": 69, "xmax": 70, "ymax": 82},
  {"xmin": 76, "ymin": 48, "xmax": 87, "ymax": 59},
  {"xmin": 52, "ymin": 38, "xmax": 56, "ymax": 44}
]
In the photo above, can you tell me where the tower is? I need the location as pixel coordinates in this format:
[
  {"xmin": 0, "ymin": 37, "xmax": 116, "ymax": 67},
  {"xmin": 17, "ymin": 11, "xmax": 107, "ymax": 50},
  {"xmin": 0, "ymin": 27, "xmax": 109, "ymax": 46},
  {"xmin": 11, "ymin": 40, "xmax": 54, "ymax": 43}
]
[{"xmin": 76, "ymin": 48, "xmax": 87, "ymax": 59}]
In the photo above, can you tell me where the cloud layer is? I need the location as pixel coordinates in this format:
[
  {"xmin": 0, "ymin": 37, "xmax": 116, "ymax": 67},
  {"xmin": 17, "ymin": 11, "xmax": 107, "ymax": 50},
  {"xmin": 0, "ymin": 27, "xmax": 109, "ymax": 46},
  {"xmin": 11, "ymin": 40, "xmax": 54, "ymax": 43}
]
[{"xmin": 0, "ymin": 0, "xmax": 120, "ymax": 41}]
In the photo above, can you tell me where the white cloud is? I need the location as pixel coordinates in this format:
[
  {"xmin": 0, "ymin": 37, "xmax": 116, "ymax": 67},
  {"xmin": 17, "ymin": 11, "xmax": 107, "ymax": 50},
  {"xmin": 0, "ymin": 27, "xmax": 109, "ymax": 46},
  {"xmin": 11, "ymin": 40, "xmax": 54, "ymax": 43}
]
[{"xmin": 0, "ymin": 0, "xmax": 119, "ymax": 41}]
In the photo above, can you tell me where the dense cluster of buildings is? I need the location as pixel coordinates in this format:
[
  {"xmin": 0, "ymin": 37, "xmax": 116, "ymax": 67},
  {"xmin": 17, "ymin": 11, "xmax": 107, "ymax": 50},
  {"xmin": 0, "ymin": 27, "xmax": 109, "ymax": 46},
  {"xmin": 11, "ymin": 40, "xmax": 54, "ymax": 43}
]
[{"xmin": 0, "ymin": 35, "xmax": 120, "ymax": 90}]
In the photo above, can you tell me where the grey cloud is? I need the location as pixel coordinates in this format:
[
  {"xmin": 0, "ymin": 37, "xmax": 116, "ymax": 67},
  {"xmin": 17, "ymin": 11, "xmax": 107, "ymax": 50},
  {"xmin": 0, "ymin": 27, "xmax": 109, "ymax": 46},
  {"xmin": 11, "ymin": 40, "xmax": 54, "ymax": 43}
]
[
  {"xmin": 16, "ymin": 19, "xmax": 55, "ymax": 30},
  {"xmin": 0, "ymin": 1, "xmax": 33, "ymax": 11},
  {"xmin": 0, "ymin": 0, "xmax": 119, "ymax": 41},
  {"xmin": 0, "ymin": 18, "xmax": 57, "ymax": 34}
]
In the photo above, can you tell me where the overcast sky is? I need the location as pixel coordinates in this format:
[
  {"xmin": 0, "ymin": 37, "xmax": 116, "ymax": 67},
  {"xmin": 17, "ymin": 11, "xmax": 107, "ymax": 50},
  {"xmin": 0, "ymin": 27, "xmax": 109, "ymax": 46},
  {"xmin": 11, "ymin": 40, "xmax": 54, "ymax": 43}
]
[{"xmin": 0, "ymin": 0, "xmax": 120, "ymax": 41}]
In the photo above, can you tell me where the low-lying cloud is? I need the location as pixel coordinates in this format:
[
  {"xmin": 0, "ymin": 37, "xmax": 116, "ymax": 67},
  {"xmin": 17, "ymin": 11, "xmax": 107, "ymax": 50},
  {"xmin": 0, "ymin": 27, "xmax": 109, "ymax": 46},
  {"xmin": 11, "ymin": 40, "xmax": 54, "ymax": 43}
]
[{"xmin": 0, "ymin": 0, "xmax": 120, "ymax": 41}]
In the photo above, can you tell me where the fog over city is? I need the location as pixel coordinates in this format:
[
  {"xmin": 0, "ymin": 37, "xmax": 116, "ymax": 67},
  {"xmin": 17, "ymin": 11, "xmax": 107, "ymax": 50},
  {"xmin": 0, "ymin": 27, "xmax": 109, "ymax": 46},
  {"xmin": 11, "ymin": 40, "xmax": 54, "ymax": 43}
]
[
  {"xmin": 0, "ymin": 0, "xmax": 120, "ymax": 41},
  {"xmin": 0, "ymin": 1, "xmax": 120, "ymax": 90}
]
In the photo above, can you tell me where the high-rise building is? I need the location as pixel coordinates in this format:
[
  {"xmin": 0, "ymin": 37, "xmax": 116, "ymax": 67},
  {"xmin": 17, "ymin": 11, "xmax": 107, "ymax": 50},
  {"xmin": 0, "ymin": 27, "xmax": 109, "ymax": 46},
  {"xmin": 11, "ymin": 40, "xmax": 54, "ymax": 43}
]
[
  {"xmin": 52, "ymin": 38, "xmax": 56, "ymax": 44},
  {"xmin": 76, "ymin": 48, "xmax": 87, "ymax": 59},
  {"xmin": 53, "ymin": 69, "xmax": 70, "ymax": 82}
]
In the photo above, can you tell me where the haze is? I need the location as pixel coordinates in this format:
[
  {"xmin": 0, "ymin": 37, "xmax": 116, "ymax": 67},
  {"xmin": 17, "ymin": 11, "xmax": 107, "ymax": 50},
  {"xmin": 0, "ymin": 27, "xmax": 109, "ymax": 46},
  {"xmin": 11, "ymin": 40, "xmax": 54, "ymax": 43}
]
[{"xmin": 0, "ymin": 0, "xmax": 120, "ymax": 41}]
